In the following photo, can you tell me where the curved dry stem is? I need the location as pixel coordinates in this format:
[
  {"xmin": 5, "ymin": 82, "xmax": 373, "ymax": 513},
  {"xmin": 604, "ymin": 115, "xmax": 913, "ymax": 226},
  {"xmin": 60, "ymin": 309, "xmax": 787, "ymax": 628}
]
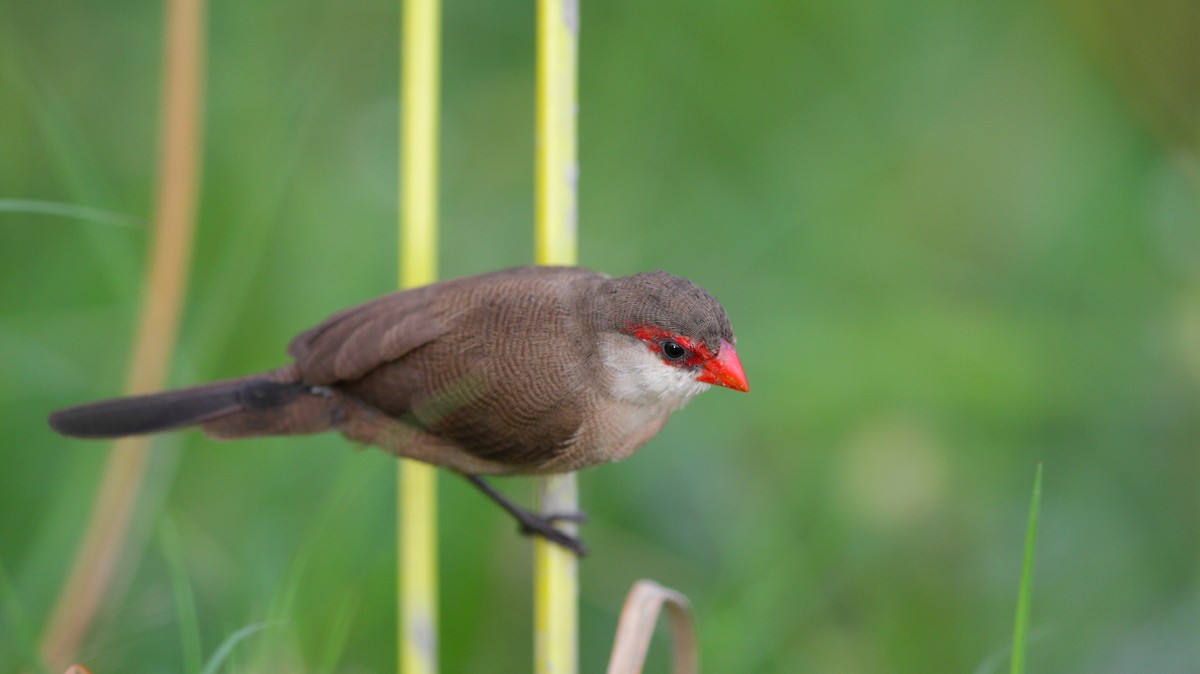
[
  {"xmin": 39, "ymin": 0, "xmax": 206, "ymax": 668},
  {"xmin": 606, "ymin": 579, "xmax": 699, "ymax": 674}
]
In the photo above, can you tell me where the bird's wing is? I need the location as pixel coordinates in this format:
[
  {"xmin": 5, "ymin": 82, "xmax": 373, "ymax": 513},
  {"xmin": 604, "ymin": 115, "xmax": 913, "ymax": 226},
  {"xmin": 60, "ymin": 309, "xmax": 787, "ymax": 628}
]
[
  {"xmin": 287, "ymin": 285, "xmax": 449, "ymax": 385},
  {"xmin": 286, "ymin": 266, "xmax": 600, "ymax": 386}
]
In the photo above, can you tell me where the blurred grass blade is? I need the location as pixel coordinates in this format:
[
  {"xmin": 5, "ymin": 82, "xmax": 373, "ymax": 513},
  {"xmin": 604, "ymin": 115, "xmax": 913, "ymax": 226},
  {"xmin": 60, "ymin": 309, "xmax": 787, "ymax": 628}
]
[
  {"xmin": 0, "ymin": 558, "xmax": 51, "ymax": 674},
  {"xmin": 158, "ymin": 516, "xmax": 203, "ymax": 674},
  {"xmin": 0, "ymin": 24, "xmax": 138, "ymax": 295},
  {"xmin": 1010, "ymin": 463, "xmax": 1043, "ymax": 674},
  {"xmin": 183, "ymin": 65, "xmax": 327, "ymax": 375},
  {"xmin": 199, "ymin": 622, "xmax": 278, "ymax": 674},
  {"xmin": 243, "ymin": 459, "xmax": 376, "ymax": 670},
  {"xmin": 316, "ymin": 594, "xmax": 361, "ymax": 674},
  {"xmin": 606, "ymin": 580, "xmax": 698, "ymax": 674},
  {"xmin": 0, "ymin": 199, "xmax": 142, "ymax": 228}
]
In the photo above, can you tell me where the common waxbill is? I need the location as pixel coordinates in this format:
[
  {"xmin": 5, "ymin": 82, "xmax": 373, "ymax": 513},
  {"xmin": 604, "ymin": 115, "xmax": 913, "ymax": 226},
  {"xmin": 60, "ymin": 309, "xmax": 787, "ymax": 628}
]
[{"xmin": 48, "ymin": 266, "xmax": 749, "ymax": 554}]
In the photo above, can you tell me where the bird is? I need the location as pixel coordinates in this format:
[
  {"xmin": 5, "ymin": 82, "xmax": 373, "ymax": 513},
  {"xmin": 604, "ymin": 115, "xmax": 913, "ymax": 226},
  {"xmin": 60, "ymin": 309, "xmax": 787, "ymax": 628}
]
[{"xmin": 48, "ymin": 266, "xmax": 749, "ymax": 554}]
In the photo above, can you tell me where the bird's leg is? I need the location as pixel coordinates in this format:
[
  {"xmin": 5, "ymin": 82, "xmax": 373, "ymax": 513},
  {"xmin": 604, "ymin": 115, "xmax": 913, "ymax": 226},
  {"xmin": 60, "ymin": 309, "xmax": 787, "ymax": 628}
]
[{"xmin": 464, "ymin": 475, "xmax": 589, "ymax": 556}]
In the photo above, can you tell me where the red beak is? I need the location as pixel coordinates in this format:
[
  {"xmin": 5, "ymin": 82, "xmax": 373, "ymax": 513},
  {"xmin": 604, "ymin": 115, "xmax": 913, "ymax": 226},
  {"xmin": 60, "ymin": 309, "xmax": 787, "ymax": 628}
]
[{"xmin": 697, "ymin": 339, "xmax": 749, "ymax": 392}]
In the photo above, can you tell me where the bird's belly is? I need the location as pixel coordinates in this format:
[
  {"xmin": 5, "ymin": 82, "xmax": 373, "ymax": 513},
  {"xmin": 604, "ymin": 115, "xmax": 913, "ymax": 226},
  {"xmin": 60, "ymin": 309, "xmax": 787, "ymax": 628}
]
[{"xmin": 534, "ymin": 402, "xmax": 672, "ymax": 474}]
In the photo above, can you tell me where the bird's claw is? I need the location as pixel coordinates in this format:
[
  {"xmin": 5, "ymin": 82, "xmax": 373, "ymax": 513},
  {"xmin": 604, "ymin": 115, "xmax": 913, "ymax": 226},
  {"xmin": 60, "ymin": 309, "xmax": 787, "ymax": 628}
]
[
  {"xmin": 462, "ymin": 474, "xmax": 589, "ymax": 555},
  {"xmin": 540, "ymin": 510, "xmax": 589, "ymax": 524},
  {"xmin": 517, "ymin": 514, "xmax": 589, "ymax": 556}
]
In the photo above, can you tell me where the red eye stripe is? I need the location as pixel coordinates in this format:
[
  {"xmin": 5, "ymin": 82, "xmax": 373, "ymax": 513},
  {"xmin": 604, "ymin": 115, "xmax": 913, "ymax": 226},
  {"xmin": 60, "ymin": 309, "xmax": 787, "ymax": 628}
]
[{"xmin": 623, "ymin": 324, "xmax": 713, "ymax": 368}]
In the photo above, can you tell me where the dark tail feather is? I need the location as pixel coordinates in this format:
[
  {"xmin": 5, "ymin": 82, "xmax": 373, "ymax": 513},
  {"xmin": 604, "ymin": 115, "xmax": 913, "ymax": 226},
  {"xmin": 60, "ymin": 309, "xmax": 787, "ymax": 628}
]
[{"xmin": 48, "ymin": 377, "xmax": 309, "ymax": 439}]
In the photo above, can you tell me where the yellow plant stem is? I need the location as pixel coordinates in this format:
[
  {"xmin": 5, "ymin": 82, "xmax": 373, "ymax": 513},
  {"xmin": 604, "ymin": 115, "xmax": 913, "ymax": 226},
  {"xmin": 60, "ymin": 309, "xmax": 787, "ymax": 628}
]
[
  {"xmin": 398, "ymin": 0, "xmax": 440, "ymax": 672},
  {"xmin": 535, "ymin": 0, "xmax": 579, "ymax": 265},
  {"xmin": 534, "ymin": 0, "xmax": 580, "ymax": 672},
  {"xmin": 39, "ymin": 0, "xmax": 207, "ymax": 668}
]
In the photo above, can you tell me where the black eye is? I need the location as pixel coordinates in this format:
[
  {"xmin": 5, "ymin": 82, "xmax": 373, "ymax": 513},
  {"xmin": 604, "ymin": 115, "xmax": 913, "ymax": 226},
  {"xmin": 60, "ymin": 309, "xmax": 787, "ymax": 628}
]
[{"xmin": 661, "ymin": 340, "xmax": 687, "ymax": 360}]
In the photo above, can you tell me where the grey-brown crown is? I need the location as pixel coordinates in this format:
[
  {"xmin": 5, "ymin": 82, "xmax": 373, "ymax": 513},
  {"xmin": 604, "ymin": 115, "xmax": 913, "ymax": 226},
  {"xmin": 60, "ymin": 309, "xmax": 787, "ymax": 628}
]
[{"xmin": 594, "ymin": 271, "xmax": 735, "ymax": 350}]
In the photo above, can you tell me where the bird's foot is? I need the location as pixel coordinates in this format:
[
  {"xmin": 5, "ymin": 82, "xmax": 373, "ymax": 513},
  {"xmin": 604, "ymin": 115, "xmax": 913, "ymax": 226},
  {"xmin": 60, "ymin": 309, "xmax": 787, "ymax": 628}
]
[
  {"xmin": 540, "ymin": 510, "xmax": 589, "ymax": 524},
  {"xmin": 516, "ymin": 511, "xmax": 589, "ymax": 556},
  {"xmin": 464, "ymin": 474, "xmax": 590, "ymax": 556}
]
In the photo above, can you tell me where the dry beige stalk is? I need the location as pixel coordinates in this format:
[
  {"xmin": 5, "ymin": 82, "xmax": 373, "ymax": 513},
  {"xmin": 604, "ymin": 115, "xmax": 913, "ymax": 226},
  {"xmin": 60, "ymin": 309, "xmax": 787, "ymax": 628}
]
[
  {"xmin": 606, "ymin": 579, "xmax": 699, "ymax": 674},
  {"xmin": 39, "ymin": 0, "xmax": 206, "ymax": 668}
]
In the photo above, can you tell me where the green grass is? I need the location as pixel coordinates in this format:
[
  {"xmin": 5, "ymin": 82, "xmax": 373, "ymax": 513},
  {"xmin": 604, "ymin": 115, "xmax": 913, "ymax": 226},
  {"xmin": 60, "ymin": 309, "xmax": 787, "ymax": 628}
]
[
  {"xmin": 0, "ymin": 558, "xmax": 50, "ymax": 674},
  {"xmin": 159, "ymin": 516, "xmax": 204, "ymax": 674},
  {"xmin": 200, "ymin": 622, "xmax": 279, "ymax": 674},
  {"xmin": 1010, "ymin": 463, "xmax": 1043, "ymax": 674},
  {"xmin": 0, "ymin": 199, "xmax": 142, "ymax": 228}
]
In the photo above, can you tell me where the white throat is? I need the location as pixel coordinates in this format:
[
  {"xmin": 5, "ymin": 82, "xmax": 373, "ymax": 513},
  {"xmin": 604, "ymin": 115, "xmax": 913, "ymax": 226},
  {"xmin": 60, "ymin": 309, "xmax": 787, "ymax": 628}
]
[{"xmin": 598, "ymin": 333, "xmax": 709, "ymax": 410}]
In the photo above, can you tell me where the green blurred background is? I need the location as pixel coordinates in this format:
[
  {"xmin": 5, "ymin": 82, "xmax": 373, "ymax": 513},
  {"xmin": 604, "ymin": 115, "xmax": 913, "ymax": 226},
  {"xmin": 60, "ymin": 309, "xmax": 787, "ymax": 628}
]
[{"xmin": 2, "ymin": 0, "xmax": 1198, "ymax": 671}]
